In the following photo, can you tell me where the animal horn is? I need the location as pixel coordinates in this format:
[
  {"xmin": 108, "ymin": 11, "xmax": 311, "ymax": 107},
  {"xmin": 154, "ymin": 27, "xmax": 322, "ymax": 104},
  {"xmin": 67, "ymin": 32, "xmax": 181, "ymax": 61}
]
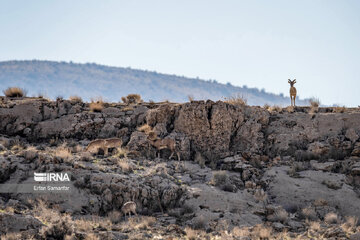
[{"xmin": 288, "ymin": 79, "xmax": 291, "ymax": 83}]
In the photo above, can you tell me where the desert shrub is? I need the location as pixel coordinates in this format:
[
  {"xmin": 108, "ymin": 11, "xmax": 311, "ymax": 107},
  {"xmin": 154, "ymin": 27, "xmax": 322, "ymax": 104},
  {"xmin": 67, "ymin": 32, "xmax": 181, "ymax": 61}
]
[
  {"xmin": 224, "ymin": 94, "xmax": 247, "ymax": 106},
  {"xmin": 114, "ymin": 147, "xmax": 128, "ymax": 159},
  {"xmin": 192, "ymin": 215, "xmax": 206, "ymax": 230},
  {"xmin": 309, "ymin": 97, "xmax": 320, "ymax": 114},
  {"xmin": 252, "ymin": 224, "xmax": 272, "ymax": 239},
  {"xmin": 130, "ymin": 216, "xmax": 156, "ymax": 230},
  {"xmin": 268, "ymin": 105, "xmax": 282, "ymax": 113},
  {"xmin": 69, "ymin": 95, "xmax": 82, "ymax": 102},
  {"xmin": 108, "ymin": 210, "xmax": 122, "ymax": 224},
  {"xmin": 188, "ymin": 95, "xmax": 194, "ymax": 102},
  {"xmin": 324, "ymin": 212, "xmax": 338, "ymax": 224},
  {"xmin": 300, "ymin": 206, "xmax": 318, "ymax": 220},
  {"xmin": 184, "ymin": 227, "xmax": 198, "ymax": 240},
  {"xmin": 211, "ymin": 171, "xmax": 228, "ymax": 186},
  {"xmin": 39, "ymin": 215, "xmax": 73, "ymax": 239},
  {"xmin": 89, "ymin": 98, "xmax": 104, "ymax": 112},
  {"xmin": 3, "ymin": 87, "xmax": 26, "ymax": 98},
  {"xmin": 267, "ymin": 207, "xmax": 288, "ymax": 223},
  {"xmin": 232, "ymin": 226, "xmax": 250, "ymax": 238},
  {"xmin": 182, "ymin": 203, "xmax": 195, "ymax": 214},
  {"xmin": 309, "ymin": 98, "xmax": 320, "ymax": 108},
  {"xmin": 286, "ymin": 106, "xmax": 295, "ymax": 113},
  {"xmin": 341, "ymin": 216, "xmax": 358, "ymax": 233},
  {"xmin": 122, "ymin": 94, "xmax": 142, "ymax": 104},
  {"xmin": 117, "ymin": 159, "xmax": 132, "ymax": 173},
  {"xmin": 54, "ymin": 146, "xmax": 72, "ymax": 161},
  {"xmin": 254, "ymin": 188, "xmax": 268, "ymax": 203},
  {"xmin": 0, "ymin": 233, "xmax": 23, "ymax": 240},
  {"xmin": 333, "ymin": 106, "xmax": 346, "ymax": 113},
  {"xmin": 313, "ymin": 198, "xmax": 328, "ymax": 207},
  {"xmin": 23, "ymin": 147, "xmax": 38, "ymax": 161},
  {"xmin": 263, "ymin": 104, "xmax": 270, "ymax": 110}
]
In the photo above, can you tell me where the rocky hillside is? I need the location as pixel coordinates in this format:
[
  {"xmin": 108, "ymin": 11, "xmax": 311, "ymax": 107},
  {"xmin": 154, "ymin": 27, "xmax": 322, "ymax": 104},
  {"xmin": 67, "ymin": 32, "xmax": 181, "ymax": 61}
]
[
  {"xmin": 0, "ymin": 96, "xmax": 359, "ymax": 239},
  {"xmin": 0, "ymin": 60, "xmax": 310, "ymax": 106}
]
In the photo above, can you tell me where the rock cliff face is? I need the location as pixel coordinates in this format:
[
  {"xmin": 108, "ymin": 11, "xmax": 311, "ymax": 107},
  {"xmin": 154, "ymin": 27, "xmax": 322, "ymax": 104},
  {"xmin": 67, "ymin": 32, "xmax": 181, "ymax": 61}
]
[
  {"xmin": 1, "ymin": 98, "xmax": 360, "ymax": 162},
  {"xmin": 0, "ymin": 97, "xmax": 360, "ymax": 239}
]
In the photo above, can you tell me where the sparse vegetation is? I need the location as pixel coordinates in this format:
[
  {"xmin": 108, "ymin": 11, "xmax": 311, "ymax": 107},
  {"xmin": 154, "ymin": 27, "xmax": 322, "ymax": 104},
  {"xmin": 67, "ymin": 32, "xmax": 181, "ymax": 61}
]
[
  {"xmin": 69, "ymin": 95, "xmax": 82, "ymax": 102},
  {"xmin": 3, "ymin": 87, "xmax": 26, "ymax": 98},
  {"xmin": 324, "ymin": 212, "xmax": 338, "ymax": 224},
  {"xmin": 309, "ymin": 97, "xmax": 320, "ymax": 113},
  {"xmin": 267, "ymin": 207, "xmax": 288, "ymax": 223},
  {"xmin": 117, "ymin": 158, "xmax": 132, "ymax": 173},
  {"xmin": 333, "ymin": 106, "xmax": 346, "ymax": 113},
  {"xmin": 187, "ymin": 95, "xmax": 194, "ymax": 102},
  {"xmin": 89, "ymin": 98, "xmax": 104, "ymax": 112},
  {"xmin": 54, "ymin": 146, "xmax": 72, "ymax": 161},
  {"xmin": 309, "ymin": 98, "xmax": 320, "ymax": 108},
  {"xmin": 122, "ymin": 94, "xmax": 142, "ymax": 104},
  {"xmin": 268, "ymin": 105, "xmax": 282, "ymax": 113},
  {"xmin": 224, "ymin": 94, "xmax": 247, "ymax": 106},
  {"xmin": 211, "ymin": 171, "xmax": 228, "ymax": 186}
]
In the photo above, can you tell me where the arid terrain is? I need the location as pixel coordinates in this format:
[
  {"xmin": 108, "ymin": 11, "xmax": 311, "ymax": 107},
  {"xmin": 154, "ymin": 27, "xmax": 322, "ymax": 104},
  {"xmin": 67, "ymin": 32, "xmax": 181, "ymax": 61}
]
[{"xmin": 0, "ymin": 95, "xmax": 360, "ymax": 239}]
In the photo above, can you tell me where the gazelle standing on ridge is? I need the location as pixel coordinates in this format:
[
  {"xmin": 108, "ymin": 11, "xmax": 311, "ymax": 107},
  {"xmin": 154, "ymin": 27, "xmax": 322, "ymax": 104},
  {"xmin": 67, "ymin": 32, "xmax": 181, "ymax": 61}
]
[{"xmin": 288, "ymin": 79, "xmax": 297, "ymax": 106}]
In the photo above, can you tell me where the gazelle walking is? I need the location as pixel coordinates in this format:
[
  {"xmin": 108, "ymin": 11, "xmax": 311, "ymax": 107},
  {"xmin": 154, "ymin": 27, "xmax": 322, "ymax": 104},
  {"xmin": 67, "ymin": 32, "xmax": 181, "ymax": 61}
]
[
  {"xmin": 288, "ymin": 79, "xmax": 297, "ymax": 106},
  {"xmin": 147, "ymin": 131, "xmax": 180, "ymax": 162}
]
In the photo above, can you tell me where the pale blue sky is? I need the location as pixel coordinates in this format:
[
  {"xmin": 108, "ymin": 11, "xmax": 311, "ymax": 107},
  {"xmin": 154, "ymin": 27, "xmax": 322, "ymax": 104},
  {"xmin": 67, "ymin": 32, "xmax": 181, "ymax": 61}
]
[{"xmin": 0, "ymin": 0, "xmax": 359, "ymax": 106}]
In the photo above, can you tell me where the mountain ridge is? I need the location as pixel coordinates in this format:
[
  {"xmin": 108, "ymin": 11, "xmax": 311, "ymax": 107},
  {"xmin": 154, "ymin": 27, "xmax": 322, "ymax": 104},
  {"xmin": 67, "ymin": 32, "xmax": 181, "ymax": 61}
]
[{"xmin": 0, "ymin": 60, "xmax": 309, "ymax": 105}]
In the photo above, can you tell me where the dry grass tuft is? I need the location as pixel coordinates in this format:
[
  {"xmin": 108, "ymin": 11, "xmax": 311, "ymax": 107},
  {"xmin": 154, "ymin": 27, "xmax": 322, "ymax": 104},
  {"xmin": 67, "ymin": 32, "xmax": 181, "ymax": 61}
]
[
  {"xmin": 252, "ymin": 224, "xmax": 272, "ymax": 239},
  {"xmin": 341, "ymin": 216, "xmax": 358, "ymax": 233},
  {"xmin": 114, "ymin": 147, "xmax": 129, "ymax": 159},
  {"xmin": 333, "ymin": 106, "xmax": 346, "ymax": 113},
  {"xmin": 130, "ymin": 216, "xmax": 156, "ymax": 230},
  {"xmin": 122, "ymin": 106, "xmax": 134, "ymax": 112},
  {"xmin": 231, "ymin": 226, "xmax": 250, "ymax": 237},
  {"xmin": 188, "ymin": 95, "xmax": 194, "ymax": 102},
  {"xmin": 117, "ymin": 158, "xmax": 132, "ymax": 173},
  {"xmin": 122, "ymin": 94, "xmax": 142, "ymax": 104},
  {"xmin": 268, "ymin": 207, "xmax": 288, "ymax": 223},
  {"xmin": 268, "ymin": 105, "xmax": 282, "ymax": 113},
  {"xmin": 211, "ymin": 171, "xmax": 228, "ymax": 186},
  {"xmin": 324, "ymin": 212, "xmax": 338, "ymax": 224},
  {"xmin": 108, "ymin": 210, "xmax": 122, "ymax": 224},
  {"xmin": 3, "ymin": 87, "xmax": 27, "ymax": 98},
  {"xmin": 285, "ymin": 106, "xmax": 295, "ymax": 113},
  {"xmin": 301, "ymin": 206, "xmax": 318, "ymax": 220},
  {"xmin": 309, "ymin": 97, "xmax": 320, "ymax": 114},
  {"xmin": 309, "ymin": 98, "xmax": 320, "ymax": 108},
  {"xmin": 54, "ymin": 146, "xmax": 72, "ymax": 161},
  {"xmin": 89, "ymin": 98, "xmax": 104, "ymax": 112},
  {"xmin": 224, "ymin": 94, "xmax": 247, "ymax": 106},
  {"xmin": 192, "ymin": 215, "xmax": 207, "ymax": 230},
  {"xmin": 69, "ymin": 95, "xmax": 82, "ymax": 102},
  {"xmin": 184, "ymin": 227, "xmax": 204, "ymax": 240},
  {"xmin": 263, "ymin": 104, "xmax": 270, "ymax": 110}
]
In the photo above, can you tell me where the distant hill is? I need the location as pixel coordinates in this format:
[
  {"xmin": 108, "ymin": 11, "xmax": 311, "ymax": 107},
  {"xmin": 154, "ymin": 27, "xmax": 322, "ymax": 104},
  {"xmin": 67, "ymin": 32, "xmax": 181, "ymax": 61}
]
[{"xmin": 0, "ymin": 60, "xmax": 309, "ymax": 105}]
